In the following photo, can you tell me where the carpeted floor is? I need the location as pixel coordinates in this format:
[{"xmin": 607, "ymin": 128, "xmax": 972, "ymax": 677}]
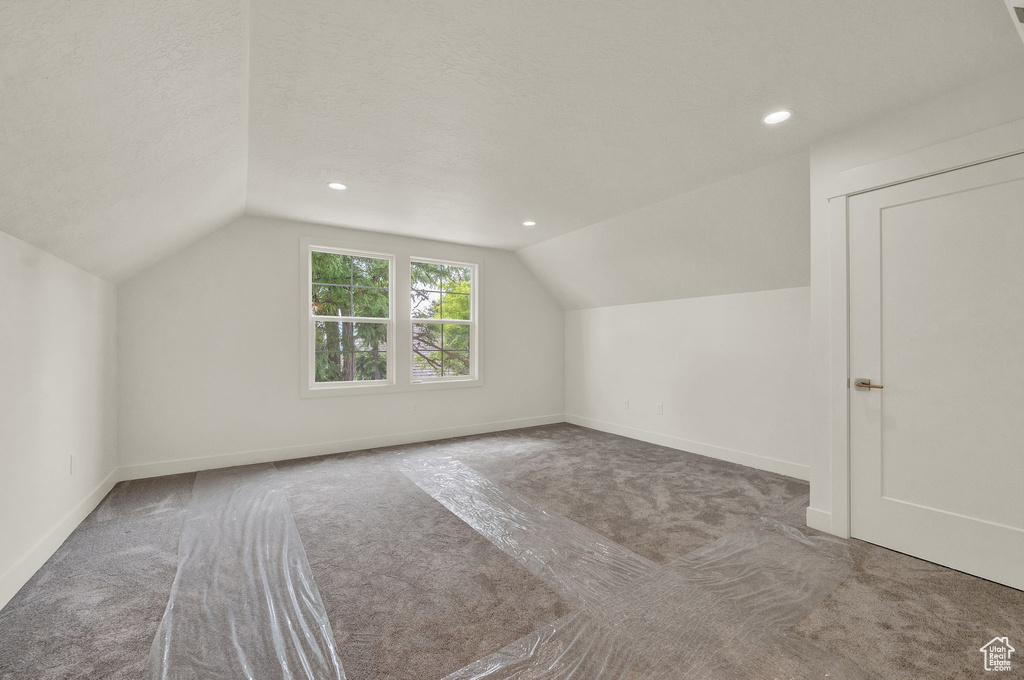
[
  {"xmin": 0, "ymin": 474, "xmax": 193, "ymax": 679},
  {"xmin": 0, "ymin": 423, "xmax": 1021, "ymax": 679}
]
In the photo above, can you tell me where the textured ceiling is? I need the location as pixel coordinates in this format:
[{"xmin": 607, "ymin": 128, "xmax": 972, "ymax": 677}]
[
  {"xmin": 247, "ymin": 0, "xmax": 1022, "ymax": 250},
  {"xmin": 2, "ymin": 1, "xmax": 1022, "ymax": 280},
  {"xmin": 0, "ymin": 0, "xmax": 247, "ymax": 281}
]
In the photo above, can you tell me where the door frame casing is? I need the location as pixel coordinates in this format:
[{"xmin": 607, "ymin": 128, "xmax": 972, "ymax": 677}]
[{"xmin": 814, "ymin": 117, "xmax": 1024, "ymax": 539}]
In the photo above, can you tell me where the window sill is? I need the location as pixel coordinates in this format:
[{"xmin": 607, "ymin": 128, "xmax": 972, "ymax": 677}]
[
  {"xmin": 409, "ymin": 377, "xmax": 483, "ymax": 391},
  {"xmin": 299, "ymin": 377, "xmax": 483, "ymax": 399}
]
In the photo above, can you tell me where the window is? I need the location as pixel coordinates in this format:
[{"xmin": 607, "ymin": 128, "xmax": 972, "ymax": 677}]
[
  {"xmin": 411, "ymin": 259, "xmax": 477, "ymax": 382},
  {"xmin": 300, "ymin": 242, "xmax": 479, "ymax": 396},
  {"xmin": 307, "ymin": 246, "xmax": 393, "ymax": 388}
]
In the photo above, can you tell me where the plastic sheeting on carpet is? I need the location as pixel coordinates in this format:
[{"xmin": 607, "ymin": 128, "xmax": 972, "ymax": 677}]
[
  {"xmin": 146, "ymin": 464, "xmax": 345, "ymax": 680},
  {"xmin": 401, "ymin": 456, "xmax": 875, "ymax": 679},
  {"xmin": 399, "ymin": 455, "xmax": 658, "ymax": 607}
]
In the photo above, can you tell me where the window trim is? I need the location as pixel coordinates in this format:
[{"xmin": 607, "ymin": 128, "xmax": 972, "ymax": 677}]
[
  {"xmin": 302, "ymin": 242, "xmax": 396, "ymax": 395},
  {"xmin": 409, "ymin": 256, "xmax": 480, "ymax": 385}
]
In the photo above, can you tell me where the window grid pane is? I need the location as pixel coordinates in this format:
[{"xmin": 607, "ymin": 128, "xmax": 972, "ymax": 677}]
[
  {"xmin": 411, "ymin": 315, "xmax": 472, "ymax": 380},
  {"xmin": 312, "ymin": 251, "xmax": 389, "ymax": 319},
  {"xmin": 443, "ymin": 351, "xmax": 471, "ymax": 377},
  {"xmin": 410, "ymin": 261, "xmax": 471, "ymax": 322},
  {"xmin": 313, "ymin": 318, "xmax": 389, "ymax": 383}
]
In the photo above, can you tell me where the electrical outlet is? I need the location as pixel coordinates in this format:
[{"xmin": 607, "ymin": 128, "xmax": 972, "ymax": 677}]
[
  {"xmin": 623, "ymin": 399, "xmax": 629, "ymax": 409},
  {"xmin": 412, "ymin": 404, "xmax": 417, "ymax": 413},
  {"xmin": 656, "ymin": 403, "xmax": 664, "ymax": 415}
]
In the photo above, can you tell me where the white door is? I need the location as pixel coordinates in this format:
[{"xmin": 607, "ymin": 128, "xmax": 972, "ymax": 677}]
[{"xmin": 849, "ymin": 152, "xmax": 1024, "ymax": 591}]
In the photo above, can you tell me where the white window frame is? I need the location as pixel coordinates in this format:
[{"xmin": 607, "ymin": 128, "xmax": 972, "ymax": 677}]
[
  {"xmin": 409, "ymin": 256, "xmax": 480, "ymax": 386},
  {"xmin": 301, "ymin": 242, "xmax": 396, "ymax": 396}
]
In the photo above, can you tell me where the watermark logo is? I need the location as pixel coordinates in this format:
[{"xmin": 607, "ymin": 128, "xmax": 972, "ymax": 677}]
[{"xmin": 980, "ymin": 637, "xmax": 1014, "ymax": 672}]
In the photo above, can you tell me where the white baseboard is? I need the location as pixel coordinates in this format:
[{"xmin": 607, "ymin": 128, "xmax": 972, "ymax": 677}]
[
  {"xmin": 565, "ymin": 414, "xmax": 810, "ymax": 481},
  {"xmin": 805, "ymin": 507, "xmax": 832, "ymax": 533},
  {"xmin": 0, "ymin": 467, "xmax": 121, "ymax": 611},
  {"xmin": 119, "ymin": 414, "xmax": 566, "ymax": 481}
]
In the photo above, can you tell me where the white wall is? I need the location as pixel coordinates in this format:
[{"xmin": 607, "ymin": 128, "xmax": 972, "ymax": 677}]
[
  {"xmin": 0, "ymin": 230, "xmax": 118, "ymax": 609},
  {"xmin": 806, "ymin": 63, "xmax": 1024, "ymax": 533},
  {"xmin": 118, "ymin": 215, "xmax": 565, "ymax": 477},
  {"xmin": 518, "ymin": 151, "xmax": 809, "ymax": 309},
  {"xmin": 565, "ymin": 287, "xmax": 810, "ymax": 480},
  {"xmin": 521, "ymin": 150, "xmax": 811, "ymax": 481}
]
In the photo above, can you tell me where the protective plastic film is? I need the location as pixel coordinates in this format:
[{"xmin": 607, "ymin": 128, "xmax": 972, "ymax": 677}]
[
  {"xmin": 402, "ymin": 457, "xmax": 874, "ymax": 680},
  {"xmin": 399, "ymin": 456, "xmax": 658, "ymax": 607},
  {"xmin": 147, "ymin": 464, "xmax": 345, "ymax": 680}
]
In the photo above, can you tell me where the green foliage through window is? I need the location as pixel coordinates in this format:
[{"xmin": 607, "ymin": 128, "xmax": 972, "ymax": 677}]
[
  {"xmin": 311, "ymin": 251, "xmax": 389, "ymax": 318},
  {"xmin": 411, "ymin": 261, "xmax": 473, "ymax": 379},
  {"xmin": 311, "ymin": 250, "xmax": 390, "ymax": 383}
]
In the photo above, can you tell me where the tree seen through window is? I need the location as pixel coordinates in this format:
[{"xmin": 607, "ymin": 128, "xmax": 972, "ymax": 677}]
[
  {"xmin": 411, "ymin": 262, "xmax": 472, "ymax": 378},
  {"xmin": 311, "ymin": 251, "xmax": 389, "ymax": 382}
]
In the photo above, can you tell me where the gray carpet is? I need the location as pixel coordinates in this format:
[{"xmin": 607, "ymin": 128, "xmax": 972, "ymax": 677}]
[
  {"xmin": 0, "ymin": 474, "xmax": 195, "ymax": 679},
  {"xmin": 1, "ymin": 423, "xmax": 1021, "ymax": 679},
  {"xmin": 272, "ymin": 451, "xmax": 568, "ymax": 680}
]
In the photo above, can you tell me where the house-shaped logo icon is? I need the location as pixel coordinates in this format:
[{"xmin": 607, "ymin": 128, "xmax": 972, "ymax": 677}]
[{"xmin": 980, "ymin": 637, "xmax": 1014, "ymax": 671}]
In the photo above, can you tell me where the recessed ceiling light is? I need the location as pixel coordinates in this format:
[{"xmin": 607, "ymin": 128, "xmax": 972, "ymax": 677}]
[
  {"xmin": 327, "ymin": 182, "xmax": 347, "ymax": 190},
  {"xmin": 762, "ymin": 110, "xmax": 792, "ymax": 125},
  {"xmin": 522, "ymin": 221, "xmax": 537, "ymax": 227}
]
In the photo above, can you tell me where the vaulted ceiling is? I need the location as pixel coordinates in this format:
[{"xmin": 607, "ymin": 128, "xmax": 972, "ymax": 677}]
[
  {"xmin": 0, "ymin": 1, "xmax": 248, "ymax": 281},
  {"xmin": 2, "ymin": 1, "xmax": 1021, "ymax": 281}
]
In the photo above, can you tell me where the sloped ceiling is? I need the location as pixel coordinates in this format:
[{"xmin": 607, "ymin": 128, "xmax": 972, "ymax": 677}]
[
  {"xmin": 0, "ymin": 0, "xmax": 248, "ymax": 281},
  {"xmin": 246, "ymin": 0, "xmax": 1022, "ymax": 249},
  {"xmin": 519, "ymin": 151, "xmax": 811, "ymax": 310},
  {"xmin": 1, "ymin": 1, "xmax": 1022, "ymax": 281}
]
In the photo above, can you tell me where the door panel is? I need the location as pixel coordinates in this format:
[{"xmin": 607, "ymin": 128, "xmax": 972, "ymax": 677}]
[{"xmin": 849, "ymin": 153, "xmax": 1024, "ymax": 590}]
